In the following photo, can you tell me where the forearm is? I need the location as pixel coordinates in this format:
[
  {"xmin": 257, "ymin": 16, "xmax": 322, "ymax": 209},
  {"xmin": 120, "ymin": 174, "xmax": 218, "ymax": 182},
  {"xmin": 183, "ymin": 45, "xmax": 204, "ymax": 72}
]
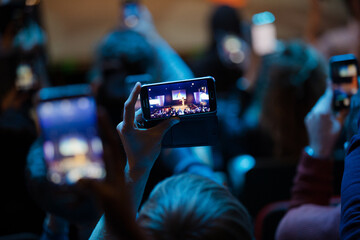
[
  {"xmin": 290, "ymin": 149, "xmax": 334, "ymax": 208},
  {"xmin": 126, "ymin": 163, "xmax": 152, "ymax": 213},
  {"xmin": 341, "ymin": 134, "xmax": 360, "ymax": 239}
]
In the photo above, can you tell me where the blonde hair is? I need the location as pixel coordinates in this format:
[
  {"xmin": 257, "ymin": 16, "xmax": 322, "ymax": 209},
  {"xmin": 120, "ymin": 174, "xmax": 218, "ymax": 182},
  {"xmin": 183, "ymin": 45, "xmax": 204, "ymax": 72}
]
[{"xmin": 138, "ymin": 173, "xmax": 253, "ymax": 240}]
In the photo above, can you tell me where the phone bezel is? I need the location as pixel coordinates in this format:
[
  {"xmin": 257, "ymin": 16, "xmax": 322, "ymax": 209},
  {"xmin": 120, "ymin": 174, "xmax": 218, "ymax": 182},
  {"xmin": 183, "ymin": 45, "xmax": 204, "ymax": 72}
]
[{"xmin": 140, "ymin": 76, "xmax": 217, "ymax": 121}]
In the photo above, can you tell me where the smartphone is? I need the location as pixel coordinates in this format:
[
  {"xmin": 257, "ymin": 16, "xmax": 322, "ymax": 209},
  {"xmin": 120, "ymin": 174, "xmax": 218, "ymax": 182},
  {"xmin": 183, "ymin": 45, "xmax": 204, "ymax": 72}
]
[
  {"xmin": 140, "ymin": 77, "xmax": 217, "ymax": 121},
  {"xmin": 330, "ymin": 54, "xmax": 359, "ymax": 111},
  {"xmin": 37, "ymin": 84, "xmax": 105, "ymax": 184},
  {"xmin": 140, "ymin": 77, "xmax": 218, "ymax": 148},
  {"xmin": 122, "ymin": 0, "xmax": 140, "ymax": 28},
  {"xmin": 251, "ymin": 11, "xmax": 277, "ymax": 56}
]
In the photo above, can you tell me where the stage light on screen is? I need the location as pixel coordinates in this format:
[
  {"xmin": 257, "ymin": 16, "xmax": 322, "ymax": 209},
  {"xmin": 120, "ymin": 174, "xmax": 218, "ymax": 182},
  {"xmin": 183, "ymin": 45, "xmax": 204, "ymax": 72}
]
[
  {"xmin": 339, "ymin": 64, "xmax": 357, "ymax": 77},
  {"xmin": 200, "ymin": 93, "xmax": 209, "ymax": 101},
  {"xmin": 60, "ymin": 100, "xmax": 73, "ymax": 114},
  {"xmin": 50, "ymin": 172, "xmax": 61, "ymax": 184},
  {"xmin": 172, "ymin": 90, "xmax": 186, "ymax": 100},
  {"xmin": 44, "ymin": 141, "xmax": 55, "ymax": 160},
  {"xmin": 59, "ymin": 136, "xmax": 89, "ymax": 157},
  {"xmin": 91, "ymin": 137, "xmax": 103, "ymax": 154},
  {"xmin": 149, "ymin": 99, "xmax": 160, "ymax": 105},
  {"xmin": 78, "ymin": 97, "xmax": 90, "ymax": 109},
  {"xmin": 40, "ymin": 102, "xmax": 53, "ymax": 116}
]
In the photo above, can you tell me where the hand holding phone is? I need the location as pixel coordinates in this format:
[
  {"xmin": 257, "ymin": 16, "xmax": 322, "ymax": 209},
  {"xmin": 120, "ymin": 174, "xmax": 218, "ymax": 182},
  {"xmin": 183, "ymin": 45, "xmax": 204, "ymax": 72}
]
[
  {"xmin": 305, "ymin": 87, "xmax": 346, "ymax": 158},
  {"xmin": 330, "ymin": 54, "xmax": 359, "ymax": 111},
  {"xmin": 117, "ymin": 82, "xmax": 180, "ymax": 170}
]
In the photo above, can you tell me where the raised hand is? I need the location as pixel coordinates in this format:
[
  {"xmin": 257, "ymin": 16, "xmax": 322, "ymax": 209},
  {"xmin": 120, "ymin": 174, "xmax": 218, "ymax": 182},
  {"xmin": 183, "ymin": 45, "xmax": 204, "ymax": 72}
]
[
  {"xmin": 305, "ymin": 86, "xmax": 348, "ymax": 158},
  {"xmin": 117, "ymin": 82, "xmax": 180, "ymax": 171}
]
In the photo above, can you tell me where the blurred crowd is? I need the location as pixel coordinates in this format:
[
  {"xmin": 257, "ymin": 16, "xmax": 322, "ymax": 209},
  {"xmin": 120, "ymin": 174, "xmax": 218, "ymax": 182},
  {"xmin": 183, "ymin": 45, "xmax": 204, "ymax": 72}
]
[{"xmin": 2, "ymin": 0, "xmax": 360, "ymax": 239}]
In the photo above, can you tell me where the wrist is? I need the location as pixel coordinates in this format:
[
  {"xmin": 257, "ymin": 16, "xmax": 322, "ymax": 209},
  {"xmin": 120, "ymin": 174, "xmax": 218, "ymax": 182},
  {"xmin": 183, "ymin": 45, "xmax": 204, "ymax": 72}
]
[{"xmin": 125, "ymin": 161, "xmax": 152, "ymax": 183}]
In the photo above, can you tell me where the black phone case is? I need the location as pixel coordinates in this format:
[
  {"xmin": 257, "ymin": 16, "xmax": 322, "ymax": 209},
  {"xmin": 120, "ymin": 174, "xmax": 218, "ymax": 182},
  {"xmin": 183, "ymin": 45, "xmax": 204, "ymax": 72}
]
[{"xmin": 144, "ymin": 114, "xmax": 218, "ymax": 148}]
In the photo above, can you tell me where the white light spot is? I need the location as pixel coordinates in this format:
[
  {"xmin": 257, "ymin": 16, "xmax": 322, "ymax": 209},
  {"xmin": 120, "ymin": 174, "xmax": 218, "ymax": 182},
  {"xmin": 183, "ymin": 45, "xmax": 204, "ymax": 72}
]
[{"xmin": 78, "ymin": 97, "xmax": 90, "ymax": 110}]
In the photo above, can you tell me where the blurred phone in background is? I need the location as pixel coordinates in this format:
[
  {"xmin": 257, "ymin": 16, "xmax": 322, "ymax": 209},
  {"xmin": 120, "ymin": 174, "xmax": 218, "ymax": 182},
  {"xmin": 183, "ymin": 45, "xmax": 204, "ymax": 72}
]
[
  {"xmin": 37, "ymin": 84, "xmax": 105, "ymax": 184},
  {"xmin": 121, "ymin": 0, "xmax": 140, "ymax": 28},
  {"xmin": 251, "ymin": 11, "xmax": 277, "ymax": 56},
  {"xmin": 330, "ymin": 54, "xmax": 359, "ymax": 111}
]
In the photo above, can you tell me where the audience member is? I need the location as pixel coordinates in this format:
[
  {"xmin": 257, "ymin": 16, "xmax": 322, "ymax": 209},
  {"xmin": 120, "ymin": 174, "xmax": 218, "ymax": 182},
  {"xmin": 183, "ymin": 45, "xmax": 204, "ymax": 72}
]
[
  {"xmin": 276, "ymin": 86, "xmax": 349, "ymax": 240},
  {"xmin": 259, "ymin": 41, "xmax": 327, "ymax": 159},
  {"xmin": 190, "ymin": 5, "xmax": 250, "ymax": 93},
  {"xmin": 221, "ymin": 41, "xmax": 327, "ymax": 162}
]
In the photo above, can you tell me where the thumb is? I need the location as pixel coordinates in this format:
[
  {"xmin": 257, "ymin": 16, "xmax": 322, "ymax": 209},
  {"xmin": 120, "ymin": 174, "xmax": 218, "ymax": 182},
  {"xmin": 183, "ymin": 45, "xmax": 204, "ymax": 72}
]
[{"xmin": 153, "ymin": 117, "xmax": 180, "ymax": 137}]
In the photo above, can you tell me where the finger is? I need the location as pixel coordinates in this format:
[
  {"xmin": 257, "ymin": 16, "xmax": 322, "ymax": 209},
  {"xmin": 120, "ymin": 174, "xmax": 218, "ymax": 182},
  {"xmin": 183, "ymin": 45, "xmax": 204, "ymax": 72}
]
[
  {"xmin": 123, "ymin": 82, "xmax": 141, "ymax": 128},
  {"xmin": 152, "ymin": 117, "xmax": 180, "ymax": 137}
]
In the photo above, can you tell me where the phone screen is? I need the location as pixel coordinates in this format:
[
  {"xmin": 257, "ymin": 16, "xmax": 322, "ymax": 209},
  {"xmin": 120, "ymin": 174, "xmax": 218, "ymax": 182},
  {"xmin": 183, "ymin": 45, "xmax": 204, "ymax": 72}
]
[
  {"xmin": 37, "ymin": 96, "xmax": 105, "ymax": 184},
  {"xmin": 331, "ymin": 61, "xmax": 358, "ymax": 94},
  {"xmin": 331, "ymin": 55, "xmax": 359, "ymax": 110},
  {"xmin": 143, "ymin": 79, "xmax": 215, "ymax": 120}
]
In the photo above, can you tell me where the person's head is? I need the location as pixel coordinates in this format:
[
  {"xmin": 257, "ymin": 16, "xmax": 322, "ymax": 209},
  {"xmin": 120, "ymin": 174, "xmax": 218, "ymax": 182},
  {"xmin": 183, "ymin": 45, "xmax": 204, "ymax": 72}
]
[
  {"xmin": 210, "ymin": 5, "xmax": 243, "ymax": 44},
  {"xmin": 93, "ymin": 29, "xmax": 155, "ymax": 125},
  {"xmin": 261, "ymin": 41, "xmax": 327, "ymax": 159},
  {"xmin": 97, "ymin": 29, "xmax": 155, "ymax": 85},
  {"xmin": 138, "ymin": 173, "xmax": 253, "ymax": 240}
]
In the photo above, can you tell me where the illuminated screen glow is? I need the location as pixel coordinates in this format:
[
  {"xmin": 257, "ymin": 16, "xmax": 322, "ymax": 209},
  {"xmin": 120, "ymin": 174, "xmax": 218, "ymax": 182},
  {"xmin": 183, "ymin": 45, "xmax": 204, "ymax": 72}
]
[
  {"xmin": 37, "ymin": 97, "xmax": 105, "ymax": 184},
  {"xmin": 147, "ymin": 80, "xmax": 212, "ymax": 119}
]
